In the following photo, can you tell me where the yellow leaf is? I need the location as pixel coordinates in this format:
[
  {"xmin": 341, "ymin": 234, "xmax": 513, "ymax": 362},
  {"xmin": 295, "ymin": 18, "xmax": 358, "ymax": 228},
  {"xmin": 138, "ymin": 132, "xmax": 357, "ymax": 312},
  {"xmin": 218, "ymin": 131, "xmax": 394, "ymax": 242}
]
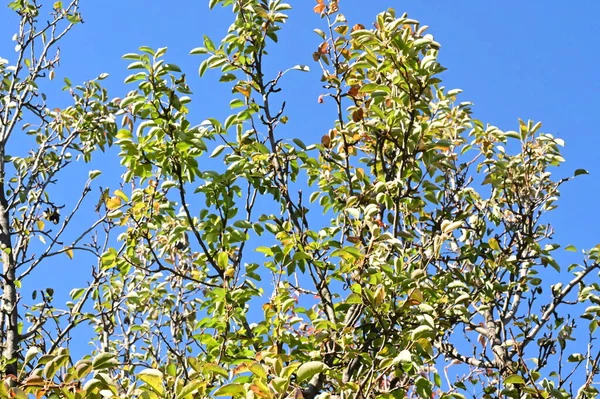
[
  {"xmin": 105, "ymin": 196, "xmax": 122, "ymax": 210},
  {"xmin": 489, "ymin": 237, "xmax": 500, "ymax": 251},
  {"xmin": 114, "ymin": 189, "xmax": 129, "ymax": 202},
  {"xmin": 65, "ymin": 248, "xmax": 74, "ymax": 259},
  {"xmin": 36, "ymin": 220, "xmax": 45, "ymax": 231},
  {"xmin": 234, "ymin": 84, "xmax": 250, "ymax": 98},
  {"xmin": 374, "ymin": 285, "xmax": 385, "ymax": 306},
  {"xmin": 224, "ymin": 266, "xmax": 235, "ymax": 279}
]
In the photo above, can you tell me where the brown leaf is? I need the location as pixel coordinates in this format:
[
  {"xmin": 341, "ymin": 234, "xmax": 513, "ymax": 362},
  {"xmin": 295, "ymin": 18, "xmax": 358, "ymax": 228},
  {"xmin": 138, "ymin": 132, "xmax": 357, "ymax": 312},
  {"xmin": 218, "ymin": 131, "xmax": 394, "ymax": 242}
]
[
  {"xmin": 352, "ymin": 108, "xmax": 364, "ymax": 122},
  {"xmin": 340, "ymin": 48, "xmax": 351, "ymax": 59},
  {"xmin": 318, "ymin": 42, "xmax": 329, "ymax": 54},
  {"xmin": 321, "ymin": 135, "xmax": 331, "ymax": 148},
  {"xmin": 22, "ymin": 375, "xmax": 45, "ymax": 387},
  {"xmin": 352, "ymin": 23, "xmax": 365, "ymax": 32},
  {"xmin": 348, "ymin": 85, "xmax": 360, "ymax": 98}
]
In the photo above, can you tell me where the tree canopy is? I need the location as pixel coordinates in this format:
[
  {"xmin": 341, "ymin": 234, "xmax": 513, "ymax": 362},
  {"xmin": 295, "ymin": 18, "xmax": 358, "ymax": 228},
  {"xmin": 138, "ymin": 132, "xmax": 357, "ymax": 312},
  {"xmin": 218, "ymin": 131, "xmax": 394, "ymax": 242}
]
[{"xmin": 0, "ymin": 0, "xmax": 598, "ymax": 398}]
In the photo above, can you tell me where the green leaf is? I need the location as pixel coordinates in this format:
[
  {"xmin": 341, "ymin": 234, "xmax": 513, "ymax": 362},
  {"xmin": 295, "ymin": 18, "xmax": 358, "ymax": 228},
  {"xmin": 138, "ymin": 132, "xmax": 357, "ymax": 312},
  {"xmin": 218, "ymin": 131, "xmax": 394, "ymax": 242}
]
[
  {"xmin": 293, "ymin": 138, "xmax": 307, "ymax": 150},
  {"xmin": 488, "ymin": 237, "xmax": 500, "ymax": 251},
  {"xmin": 23, "ymin": 346, "xmax": 41, "ymax": 367},
  {"xmin": 203, "ymin": 363, "xmax": 229, "ymax": 377},
  {"xmin": 139, "ymin": 46, "xmax": 155, "ymax": 56},
  {"xmin": 138, "ymin": 368, "xmax": 165, "ymax": 396},
  {"xmin": 203, "ymin": 35, "xmax": 216, "ymax": 52},
  {"xmin": 296, "ymin": 361, "xmax": 327, "ymax": 384},
  {"xmin": 504, "ymin": 374, "xmax": 525, "ymax": 384},
  {"xmin": 213, "ymin": 383, "xmax": 246, "ymax": 396},
  {"xmin": 233, "ymin": 220, "xmax": 252, "ymax": 229},
  {"xmin": 91, "ymin": 352, "xmax": 118, "ymax": 370},
  {"xmin": 410, "ymin": 325, "xmax": 433, "ymax": 340},
  {"xmin": 210, "ymin": 145, "xmax": 226, "ymax": 158},
  {"xmin": 574, "ymin": 169, "xmax": 589, "ymax": 177},
  {"xmin": 88, "ymin": 170, "xmax": 102, "ymax": 180},
  {"xmin": 249, "ymin": 362, "xmax": 267, "ymax": 379},
  {"xmin": 345, "ymin": 293, "xmax": 362, "ymax": 304},
  {"xmin": 230, "ymin": 99, "xmax": 245, "ymax": 109},
  {"xmin": 199, "ymin": 59, "xmax": 209, "ymax": 77},
  {"xmin": 190, "ymin": 47, "xmax": 209, "ymax": 55},
  {"xmin": 393, "ymin": 350, "xmax": 412, "ymax": 364},
  {"xmin": 567, "ymin": 353, "xmax": 585, "ymax": 362},
  {"xmin": 164, "ymin": 63, "xmax": 182, "ymax": 72},
  {"xmin": 177, "ymin": 380, "xmax": 204, "ymax": 399},
  {"xmin": 220, "ymin": 73, "xmax": 237, "ymax": 82},
  {"xmin": 122, "ymin": 53, "xmax": 141, "ymax": 60}
]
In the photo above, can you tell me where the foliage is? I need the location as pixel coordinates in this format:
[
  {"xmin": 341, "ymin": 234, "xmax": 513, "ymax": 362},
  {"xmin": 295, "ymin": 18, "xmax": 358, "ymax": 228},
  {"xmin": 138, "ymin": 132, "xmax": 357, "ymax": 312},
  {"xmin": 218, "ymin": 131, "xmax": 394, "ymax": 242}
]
[{"xmin": 0, "ymin": 0, "xmax": 599, "ymax": 398}]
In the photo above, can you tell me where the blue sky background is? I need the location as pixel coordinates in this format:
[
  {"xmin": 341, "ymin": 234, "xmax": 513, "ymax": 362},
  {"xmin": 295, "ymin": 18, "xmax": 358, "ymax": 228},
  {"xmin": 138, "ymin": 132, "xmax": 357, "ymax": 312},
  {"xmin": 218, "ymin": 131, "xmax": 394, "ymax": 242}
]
[{"xmin": 1, "ymin": 0, "xmax": 599, "ymax": 368}]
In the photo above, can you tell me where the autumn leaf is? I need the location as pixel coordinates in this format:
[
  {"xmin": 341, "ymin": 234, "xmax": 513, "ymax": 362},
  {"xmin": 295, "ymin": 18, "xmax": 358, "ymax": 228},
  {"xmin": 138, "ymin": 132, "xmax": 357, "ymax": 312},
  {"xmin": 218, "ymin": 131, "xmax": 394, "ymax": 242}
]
[
  {"xmin": 313, "ymin": 0, "xmax": 325, "ymax": 14},
  {"xmin": 321, "ymin": 135, "xmax": 331, "ymax": 148},
  {"xmin": 234, "ymin": 84, "xmax": 251, "ymax": 98},
  {"xmin": 105, "ymin": 196, "xmax": 122, "ymax": 210},
  {"xmin": 352, "ymin": 108, "xmax": 364, "ymax": 122},
  {"xmin": 352, "ymin": 23, "xmax": 365, "ymax": 32},
  {"xmin": 318, "ymin": 42, "xmax": 329, "ymax": 55}
]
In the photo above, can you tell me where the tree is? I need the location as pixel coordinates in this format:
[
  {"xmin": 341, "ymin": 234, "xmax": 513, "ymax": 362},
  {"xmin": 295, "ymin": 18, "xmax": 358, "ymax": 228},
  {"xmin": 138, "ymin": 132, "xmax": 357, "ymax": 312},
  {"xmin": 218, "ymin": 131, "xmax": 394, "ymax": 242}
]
[{"xmin": 0, "ymin": 0, "xmax": 599, "ymax": 398}]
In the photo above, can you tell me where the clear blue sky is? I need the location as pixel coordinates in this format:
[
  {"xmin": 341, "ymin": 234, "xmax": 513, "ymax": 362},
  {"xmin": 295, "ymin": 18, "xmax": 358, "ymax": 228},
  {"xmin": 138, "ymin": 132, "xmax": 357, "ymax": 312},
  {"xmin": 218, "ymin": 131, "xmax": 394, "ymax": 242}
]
[{"xmin": 1, "ymin": 0, "xmax": 599, "ymax": 355}]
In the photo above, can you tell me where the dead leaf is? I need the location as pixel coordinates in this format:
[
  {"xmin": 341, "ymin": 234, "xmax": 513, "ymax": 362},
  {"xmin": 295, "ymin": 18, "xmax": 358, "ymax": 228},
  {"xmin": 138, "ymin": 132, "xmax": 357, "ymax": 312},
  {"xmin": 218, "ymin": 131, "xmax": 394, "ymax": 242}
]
[
  {"xmin": 352, "ymin": 108, "xmax": 364, "ymax": 122},
  {"xmin": 348, "ymin": 85, "xmax": 360, "ymax": 98},
  {"xmin": 318, "ymin": 42, "xmax": 329, "ymax": 54},
  {"xmin": 313, "ymin": 0, "xmax": 325, "ymax": 14}
]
